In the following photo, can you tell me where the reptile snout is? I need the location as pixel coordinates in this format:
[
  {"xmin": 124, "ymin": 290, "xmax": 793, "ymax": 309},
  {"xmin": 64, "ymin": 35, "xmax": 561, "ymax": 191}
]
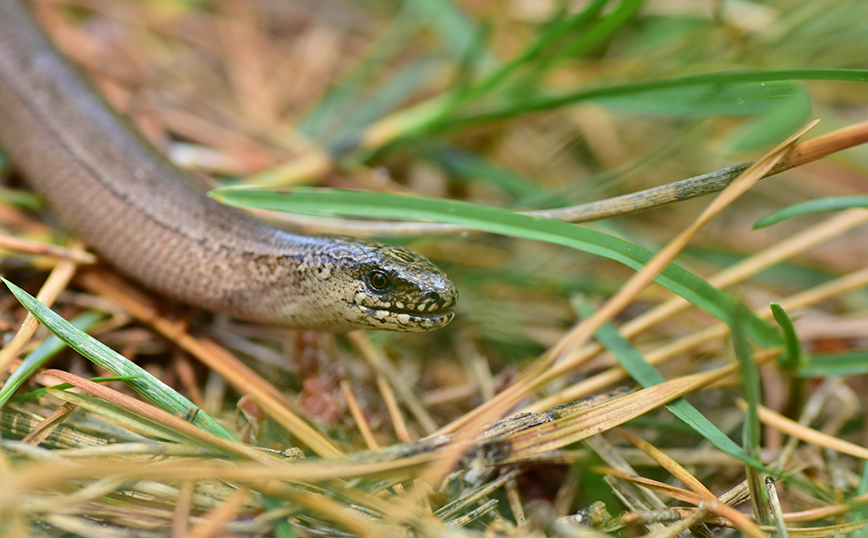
[{"xmin": 342, "ymin": 241, "xmax": 458, "ymax": 332}]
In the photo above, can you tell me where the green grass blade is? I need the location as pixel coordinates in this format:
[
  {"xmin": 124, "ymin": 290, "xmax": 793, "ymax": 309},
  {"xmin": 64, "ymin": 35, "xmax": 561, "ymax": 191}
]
[
  {"xmin": 0, "ymin": 187, "xmax": 44, "ymax": 210},
  {"xmin": 554, "ymin": 0, "xmax": 642, "ymax": 60},
  {"xmin": 857, "ymin": 463, "xmax": 868, "ymax": 524},
  {"xmin": 596, "ymin": 80, "xmax": 812, "ymax": 150},
  {"xmin": 732, "ymin": 302, "xmax": 770, "ymax": 522},
  {"xmin": 798, "ymin": 350, "xmax": 868, "ymax": 378},
  {"xmin": 2, "ymin": 278, "xmax": 237, "ymax": 442},
  {"xmin": 732, "ymin": 303, "xmax": 763, "ymax": 463},
  {"xmin": 770, "ymin": 303, "xmax": 802, "ymax": 372},
  {"xmin": 728, "ymin": 83, "xmax": 812, "ymax": 150},
  {"xmin": 0, "ymin": 311, "xmax": 103, "ymax": 410},
  {"xmin": 461, "ymin": 0, "xmax": 609, "ymax": 100},
  {"xmin": 769, "ymin": 302, "xmax": 806, "ymax": 416},
  {"xmin": 593, "ymin": 80, "xmax": 803, "ymax": 117},
  {"xmin": 754, "ymin": 195, "xmax": 868, "ymax": 229},
  {"xmin": 444, "ymin": 68, "xmax": 868, "ymax": 130},
  {"xmin": 574, "ymin": 296, "xmax": 763, "ymax": 469},
  {"xmin": 211, "ymin": 186, "xmax": 782, "ymax": 347}
]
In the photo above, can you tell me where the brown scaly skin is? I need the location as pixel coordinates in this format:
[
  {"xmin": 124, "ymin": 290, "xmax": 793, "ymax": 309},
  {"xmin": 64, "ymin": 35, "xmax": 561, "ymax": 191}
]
[{"xmin": 0, "ymin": 0, "xmax": 456, "ymax": 332}]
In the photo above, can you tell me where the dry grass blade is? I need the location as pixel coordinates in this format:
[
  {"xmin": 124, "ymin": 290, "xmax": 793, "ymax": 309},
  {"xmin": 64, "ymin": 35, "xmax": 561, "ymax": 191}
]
[
  {"xmin": 41, "ymin": 369, "xmax": 274, "ymax": 463},
  {"xmin": 765, "ymin": 478, "xmax": 789, "ymax": 538},
  {"xmin": 768, "ymin": 522, "xmax": 868, "ymax": 537},
  {"xmin": 376, "ymin": 370, "xmax": 412, "ymax": 443},
  {"xmin": 616, "ymin": 430, "xmax": 714, "ymax": 498},
  {"xmin": 0, "ymin": 235, "xmax": 95, "ymax": 264},
  {"xmin": 602, "ymin": 468, "xmax": 767, "ymax": 538},
  {"xmin": 241, "ymin": 483, "xmax": 405, "ymax": 538},
  {"xmin": 19, "ymin": 401, "xmax": 76, "ymax": 446},
  {"xmin": 341, "ymin": 380, "xmax": 380, "ymax": 450},
  {"xmin": 172, "ymin": 480, "xmax": 196, "ymax": 538},
  {"xmin": 613, "ymin": 431, "xmax": 774, "ymax": 538},
  {"xmin": 639, "ymin": 509, "xmax": 707, "ymax": 538},
  {"xmin": 185, "ymin": 488, "xmax": 251, "ymax": 538},
  {"xmin": 0, "ymin": 452, "xmax": 440, "ymax": 500},
  {"xmin": 0, "ymin": 449, "xmax": 29, "ymax": 536},
  {"xmin": 434, "ymin": 469, "xmax": 520, "ymax": 520},
  {"xmin": 505, "ymin": 362, "xmax": 743, "ymax": 460},
  {"xmin": 348, "ymin": 332, "xmax": 438, "ymax": 436},
  {"xmin": 76, "ymin": 270, "xmax": 343, "ymax": 458},
  {"xmin": 743, "ymin": 401, "xmax": 868, "ymax": 460},
  {"xmin": 782, "ymin": 120, "xmax": 868, "ymax": 169},
  {"xmin": 781, "ymin": 491, "xmax": 868, "ymax": 522},
  {"xmin": 703, "ymin": 517, "xmax": 868, "ymax": 537}
]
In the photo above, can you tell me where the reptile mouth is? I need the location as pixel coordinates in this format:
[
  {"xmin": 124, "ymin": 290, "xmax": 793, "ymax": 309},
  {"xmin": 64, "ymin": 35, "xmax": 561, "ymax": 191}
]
[{"xmin": 357, "ymin": 304, "xmax": 455, "ymax": 331}]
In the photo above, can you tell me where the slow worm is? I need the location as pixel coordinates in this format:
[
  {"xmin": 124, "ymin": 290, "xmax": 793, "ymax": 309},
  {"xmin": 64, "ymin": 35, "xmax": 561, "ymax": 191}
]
[{"xmin": 0, "ymin": 0, "xmax": 457, "ymax": 332}]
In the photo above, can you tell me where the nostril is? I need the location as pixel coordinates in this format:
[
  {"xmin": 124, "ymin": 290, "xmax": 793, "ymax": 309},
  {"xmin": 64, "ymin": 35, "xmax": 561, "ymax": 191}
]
[{"xmin": 425, "ymin": 291, "xmax": 439, "ymax": 302}]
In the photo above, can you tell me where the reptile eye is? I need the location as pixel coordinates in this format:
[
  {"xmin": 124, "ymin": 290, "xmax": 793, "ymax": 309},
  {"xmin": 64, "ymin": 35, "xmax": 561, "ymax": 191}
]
[{"xmin": 369, "ymin": 270, "xmax": 390, "ymax": 291}]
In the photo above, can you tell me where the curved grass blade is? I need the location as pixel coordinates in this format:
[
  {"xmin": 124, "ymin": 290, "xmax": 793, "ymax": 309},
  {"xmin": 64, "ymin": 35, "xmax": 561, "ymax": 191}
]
[
  {"xmin": 211, "ymin": 186, "xmax": 782, "ymax": 347},
  {"xmin": 754, "ymin": 195, "xmax": 868, "ymax": 229},
  {"xmin": 770, "ymin": 302, "xmax": 805, "ymax": 416},
  {"xmin": 770, "ymin": 303, "xmax": 802, "ymax": 372},
  {"xmin": 2, "ymin": 278, "xmax": 236, "ymax": 441}
]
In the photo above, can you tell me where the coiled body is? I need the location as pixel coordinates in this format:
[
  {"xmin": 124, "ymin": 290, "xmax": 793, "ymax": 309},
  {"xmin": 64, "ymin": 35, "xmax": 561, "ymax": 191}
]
[{"xmin": 0, "ymin": 0, "xmax": 456, "ymax": 332}]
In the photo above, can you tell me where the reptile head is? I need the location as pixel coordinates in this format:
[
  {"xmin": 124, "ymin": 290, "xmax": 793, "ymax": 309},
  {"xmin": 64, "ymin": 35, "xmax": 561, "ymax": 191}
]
[{"xmin": 325, "ymin": 239, "xmax": 458, "ymax": 332}]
